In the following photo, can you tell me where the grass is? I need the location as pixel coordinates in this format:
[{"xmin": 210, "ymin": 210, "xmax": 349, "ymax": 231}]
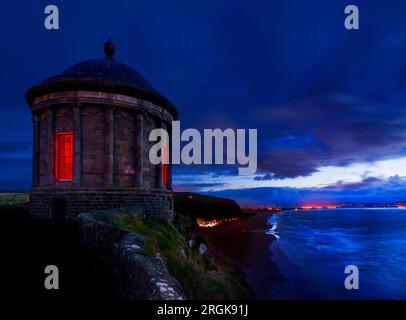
[
  {"xmin": 0, "ymin": 193, "xmax": 29, "ymax": 206},
  {"xmin": 104, "ymin": 212, "xmax": 252, "ymax": 300}
]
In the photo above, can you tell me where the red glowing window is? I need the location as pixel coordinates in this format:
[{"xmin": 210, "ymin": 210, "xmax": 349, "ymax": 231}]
[
  {"xmin": 162, "ymin": 145, "xmax": 169, "ymax": 186},
  {"xmin": 56, "ymin": 132, "xmax": 74, "ymax": 181}
]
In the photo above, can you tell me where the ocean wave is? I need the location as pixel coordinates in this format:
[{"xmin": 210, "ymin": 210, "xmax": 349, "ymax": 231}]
[
  {"xmin": 266, "ymin": 230, "xmax": 280, "ymax": 239},
  {"xmin": 267, "ymin": 215, "xmax": 279, "ymax": 238},
  {"xmin": 267, "ymin": 215, "xmax": 278, "ymax": 229}
]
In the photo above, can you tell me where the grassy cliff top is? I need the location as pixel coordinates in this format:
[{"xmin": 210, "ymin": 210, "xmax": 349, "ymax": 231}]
[
  {"xmin": 0, "ymin": 193, "xmax": 29, "ymax": 207},
  {"xmin": 102, "ymin": 212, "xmax": 252, "ymax": 300}
]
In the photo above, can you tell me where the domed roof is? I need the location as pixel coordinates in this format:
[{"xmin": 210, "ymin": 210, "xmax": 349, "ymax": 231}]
[
  {"xmin": 56, "ymin": 58, "xmax": 155, "ymax": 93},
  {"xmin": 26, "ymin": 40, "xmax": 177, "ymax": 117}
]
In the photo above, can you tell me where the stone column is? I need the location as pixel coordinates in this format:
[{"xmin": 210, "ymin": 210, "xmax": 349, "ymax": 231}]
[
  {"xmin": 73, "ymin": 104, "xmax": 82, "ymax": 186},
  {"xmin": 134, "ymin": 113, "xmax": 144, "ymax": 188},
  {"xmin": 106, "ymin": 107, "xmax": 115, "ymax": 186},
  {"xmin": 156, "ymin": 120, "xmax": 165, "ymax": 189},
  {"xmin": 32, "ymin": 114, "xmax": 40, "ymax": 187},
  {"xmin": 46, "ymin": 108, "xmax": 55, "ymax": 186}
]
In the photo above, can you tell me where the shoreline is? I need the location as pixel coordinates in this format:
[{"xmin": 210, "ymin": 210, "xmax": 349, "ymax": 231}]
[{"xmin": 197, "ymin": 211, "xmax": 284, "ymax": 299}]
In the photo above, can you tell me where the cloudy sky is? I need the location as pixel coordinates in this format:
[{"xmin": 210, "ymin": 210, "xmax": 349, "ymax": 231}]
[{"xmin": 1, "ymin": 0, "xmax": 406, "ymax": 206}]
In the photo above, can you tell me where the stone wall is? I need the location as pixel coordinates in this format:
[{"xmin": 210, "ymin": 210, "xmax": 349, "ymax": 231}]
[
  {"xmin": 143, "ymin": 114, "xmax": 159, "ymax": 189},
  {"xmin": 78, "ymin": 209, "xmax": 185, "ymax": 300},
  {"xmin": 30, "ymin": 91, "xmax": 174, "ymax": 220},
  {"xmin": 33, "ymin": 103, "xmax": 171, "ymax": 190},
  {"xmin": 82, "ymin": 104, "xmax": 106, "ymax": 187},
  {"xmin": 55, "ymin": 106, "xmax": 74, "ymax": 133},
  {"xmin": 29, "ymin": 189, "xmax": 173, "ymax": 219},
  {"xmin": 115, "ymin": 109, "xmax": 136, "ymax": 187}
]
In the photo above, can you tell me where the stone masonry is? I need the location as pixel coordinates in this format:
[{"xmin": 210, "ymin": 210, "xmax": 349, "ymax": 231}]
[
  {"xmin": 26, "ymin": 40, "xmax": 177, "ymax": 219},
  {"xmin": 78, "ymin": 208, "xmax": 185, "ymax": 300}
]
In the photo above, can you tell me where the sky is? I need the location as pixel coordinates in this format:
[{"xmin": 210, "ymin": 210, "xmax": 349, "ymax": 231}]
[{"xmin": 1, "ymin": 0, "xmax": 406, "ymax": 206}]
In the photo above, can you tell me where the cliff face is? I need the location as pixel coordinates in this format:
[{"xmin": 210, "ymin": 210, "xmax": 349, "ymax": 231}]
[
  {"xmin": 79, "ymin": 207, "xmax": 252, "ymax": 300},
  {"xmin": 78, "ymin": 208, "xmax": 185, "ymax": 300},
  {"xmin": 174, "ymin": 192, "xmax": 244, "ymax": 218}
]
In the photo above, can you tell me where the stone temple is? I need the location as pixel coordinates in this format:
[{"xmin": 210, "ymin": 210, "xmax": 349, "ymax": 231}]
[{"xmin": 26, "ymin": 40, "xmax": 176, "ymax": 219}]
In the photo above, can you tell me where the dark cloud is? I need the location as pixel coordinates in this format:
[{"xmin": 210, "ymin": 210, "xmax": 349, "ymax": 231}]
[
  {"xmin": 172, "ymin": 165, "xmax": 237, "ymax": 177},
  {"xmin": 322, "ymin": 177, "xmax": 381, "ymax": 190},
  {"xmin": 254, "ymin": 173, "xmax": 275, "ymax": 181},
  {"xmin": 2, "ymin": 0, "xmax": 406, "ymax": 201},
  {"xmin": 173, "ymin": 182, "xmax": 226, "ymax": 192},
  {"xmin": 207, "ymin": 177, "xmax": 406, "ymax": 207}
]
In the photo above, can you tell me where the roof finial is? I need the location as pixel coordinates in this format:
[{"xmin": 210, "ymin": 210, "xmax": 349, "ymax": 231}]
[{"xmin": 104, "ymin": 38, "xmax": 115, "ymax": 59}]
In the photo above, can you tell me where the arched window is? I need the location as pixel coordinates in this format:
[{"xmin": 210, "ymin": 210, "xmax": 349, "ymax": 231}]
[{"xmin": 56, "ymin": 132, "xmax": 74, "ymax": 180}]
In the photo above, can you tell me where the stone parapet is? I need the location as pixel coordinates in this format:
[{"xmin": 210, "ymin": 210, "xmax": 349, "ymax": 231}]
[{"xmin": 78, "ymin": 209, "xmax": 185, "ymax": 300}]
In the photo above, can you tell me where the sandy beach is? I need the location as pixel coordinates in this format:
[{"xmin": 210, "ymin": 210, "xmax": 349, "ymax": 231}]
[{"xmin": 197, "ymin": 211, "xmax": 284, "ymax": 299}]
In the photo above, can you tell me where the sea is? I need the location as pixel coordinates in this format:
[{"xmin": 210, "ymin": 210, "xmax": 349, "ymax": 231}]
[{"xmin": 267, "ymin": 208, "xmax": 406, "ymax": 300}]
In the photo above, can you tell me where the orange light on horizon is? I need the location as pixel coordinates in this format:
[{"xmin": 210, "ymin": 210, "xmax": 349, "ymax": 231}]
[
  {"xmin": 302, "ymin": 206, "xmax": 316, "ymax": 210},
  {"xmin": 196, "ymin": 217, "xmax": 239, "ymax": 228},
  {"xmin": 266, "ymin": 207, "xmax": 282, "ymax": 211},
  {"xmin": 301, "ymin": 205, "xmax": 337, "ymax": 210}
]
